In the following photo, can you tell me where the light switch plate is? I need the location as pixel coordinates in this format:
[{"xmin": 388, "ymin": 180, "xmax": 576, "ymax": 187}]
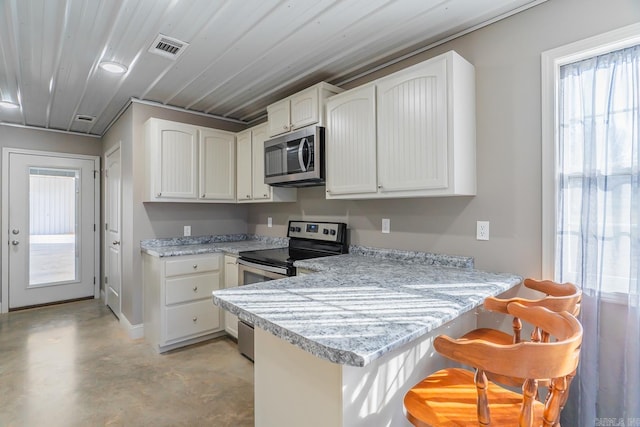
[
  {"xmin": 382, "ymin": 218, "xmax": 390, "ymax": 234},
  {"xmin": 183, "ymin": 225, "xmax": 191, "ymax": 237},
  {"xmin": 267, "ymin": 217, "xmax": 273, "ymax": 228}
]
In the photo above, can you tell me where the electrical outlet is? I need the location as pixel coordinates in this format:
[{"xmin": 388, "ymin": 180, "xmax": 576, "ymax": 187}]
[
  {"xmin": 382, "ymin": 218, "xmax": 390, "ymax": 234},
  {"xmin": 183, "ymin": 225, "xmax": 191, "ymax": 237},
  {"xmin": 267, "ymin": 217, "xmax": 273, "ymax": 228},
  {"xmin": 476, "ymin": 221, "xmax": 489, "ymax": 241}
]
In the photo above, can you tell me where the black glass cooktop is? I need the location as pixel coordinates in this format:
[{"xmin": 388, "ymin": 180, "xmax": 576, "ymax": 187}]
[{"xmin": 238, "ymin": 247, "xmax": 335, "ymax": 268}]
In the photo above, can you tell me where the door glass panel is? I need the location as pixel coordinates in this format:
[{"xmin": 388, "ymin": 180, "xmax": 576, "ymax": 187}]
[{"xmin": 29, "ymin": 168, "xmax": 79, "ymax": 286}]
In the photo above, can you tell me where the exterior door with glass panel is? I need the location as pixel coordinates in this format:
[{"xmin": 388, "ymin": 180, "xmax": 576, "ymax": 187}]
[{"xmin": 7, "ymin": 152, "xmax": 97, "ymax": 309}]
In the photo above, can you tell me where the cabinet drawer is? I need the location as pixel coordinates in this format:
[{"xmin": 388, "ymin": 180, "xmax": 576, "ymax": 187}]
[
  {"xmin": 164, "ymin": 256, "xmax": 220, "ymax": 277},
  {"xmin": 165, "ymin": 300, "xmax": 221, "ymax": 342},
  {"xmin": 165, "ymin": 272, "xmax": 220, "ymax": 305}
]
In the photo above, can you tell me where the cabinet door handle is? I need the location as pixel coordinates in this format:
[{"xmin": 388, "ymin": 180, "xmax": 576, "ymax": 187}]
[
  {"xmin": 246, "ymin": 194, "xmax": 251, "ymax": 199},
  {"xmin": 192, "ymin": 264, "xmax": 198, "ymax": 269},
  {"xmin": 192, "ymin": 316, "xmax": 198, "ymax": 323},
  {"xmin": 282, "ymin": 125, "xmax": 288, "ymax": 130},
  {"xmin": 193, "ymin": 285, "xmax": 198, "ymax": 292},
  {"xmin": 202, "ymin": 194, "xmax": 206, "ymax": 198},
  {"xmin": 156, "ymin": 192, "xmax": 162, "ymax": 197},
  {"xmin": 263, "ymin": 194, "xmax": 268, "ymax": 198}
]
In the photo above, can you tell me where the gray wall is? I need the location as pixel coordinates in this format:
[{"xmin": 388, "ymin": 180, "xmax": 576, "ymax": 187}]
[
  {"xmin": 248, "ymin": 0, "xmax": 640, "ymax": 278},
  {"xmin": 102, "ymin": 101, "xmax": 249, "ymax": 325},
  {"xmin": 0, "ymin": 124, "xmax": 101, "ymax": 308}
]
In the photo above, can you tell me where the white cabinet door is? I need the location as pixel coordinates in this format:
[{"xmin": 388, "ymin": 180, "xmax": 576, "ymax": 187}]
[
  {"xmin": 267, "ymin": 99, "xmax": 291, "ymax": 137},
  {"xmin": 251, "ymin": 123, "xmax": 271, "ymax": 200},
  {"xmin": 376, "ymin": 57, "xmax": 448, "ymax": 193},
  {"xmin": 236, "ymin": 129, "xmax": 253, "ymax": 201},
  {"xmin": 290, "ymin": 87, "xmax": 318, "ymax": 130},
  {"xmin": 199, "ymin": 128, "xmax": 235, "ymax": 200},
  {"xmin": 151, "ymin": 119, "xmax": 198, "ymax": 199},
  {"xmin": 223, "ymin": 255, "xmax": 239, "ymax": 339},
  {"xmin": 326, "ymin": 84, "xmax": 378, "ymax": 197}
]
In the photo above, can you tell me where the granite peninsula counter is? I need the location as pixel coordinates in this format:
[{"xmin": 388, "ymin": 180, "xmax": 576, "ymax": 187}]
[{"xmin": 211, "ymin": 247, "xmax": 521, "ymax": 427}]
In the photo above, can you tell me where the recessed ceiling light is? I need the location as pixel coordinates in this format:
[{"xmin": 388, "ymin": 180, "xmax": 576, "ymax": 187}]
[
  {"xmin": 0, "ymin": 100, "xmax": 20, "ymax": 109},
  {"xmin": 99, "ymin": 61, "xmax": 128, "ymax": 74}
]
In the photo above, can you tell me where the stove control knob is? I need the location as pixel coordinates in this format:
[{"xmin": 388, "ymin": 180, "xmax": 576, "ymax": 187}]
[
  {"xmin": 330, "ymin": 229, "xmax": 336, "ymax": 236},
  {"xmin": 323, "ymin": 229, "xmax": 329, "ymax": 235},
  {"xmin": 295, "ymin": 227, "xmax": 301, "ymax": 232},
  {"xmin": 289, "ymin": 226, "xmax": 295, "ymax": 232}
]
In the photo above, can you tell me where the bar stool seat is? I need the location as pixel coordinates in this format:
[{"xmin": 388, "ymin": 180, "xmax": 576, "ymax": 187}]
[{"xmin": 403, "ymin": 303, "xmax": 583, "ymax": 427}]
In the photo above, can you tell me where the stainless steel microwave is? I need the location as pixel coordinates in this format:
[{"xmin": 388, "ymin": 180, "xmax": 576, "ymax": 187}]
[{"xmin": 264, "ymin": 125, "xmax": 325, "ymax": 187}]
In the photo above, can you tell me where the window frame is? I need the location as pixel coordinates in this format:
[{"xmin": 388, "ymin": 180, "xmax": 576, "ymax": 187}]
[{"xmin": 541, "ymin": 23, "xmax": 640, "ymax": 302}]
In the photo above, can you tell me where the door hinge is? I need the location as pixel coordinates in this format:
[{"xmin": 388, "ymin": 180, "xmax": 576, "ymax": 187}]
[
  {"xmin": 93, "ymin": 224, "xmax": 96, "ymax": 231},
  {"xmin": 94, "ymin": 170, "xmax": 98, "ymax": 179},
  {"xmin": 105, "ymin": 223, "xmax": 108, "ymax": 231},
  {"xmin": 105, "ymin": 276, "xmax": 108, "ymax": 284},
  {"xmin": 93, "ymin": 277, "xmax": 96, "ymax": 285}
]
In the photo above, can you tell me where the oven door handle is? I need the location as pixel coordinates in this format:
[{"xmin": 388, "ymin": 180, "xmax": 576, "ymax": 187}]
[{"xmin": 238, "ymin": 259, "xmax": 289, "ymax": 276}]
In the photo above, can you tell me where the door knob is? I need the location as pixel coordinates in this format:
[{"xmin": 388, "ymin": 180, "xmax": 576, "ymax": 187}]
[
  {"xmin": 112, "ymin": 240, "xmax": 120, "ymax": 245},
  {"xmin": 11, "ymin": 240, "xmax": 19, "ymax": 245},
  {"xmin": 11, "ymin": 229, "xmax": 19, "ymax": 235}
]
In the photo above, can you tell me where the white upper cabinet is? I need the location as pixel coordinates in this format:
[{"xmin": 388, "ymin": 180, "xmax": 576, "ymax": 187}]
[
  {"xmin": 376, "ymin": 57, "xmax": 448, "ymax": 193},
  {"xmin": 236, "ymin": 129, "xmax": 253, "ymax": 201},
  {"xmin": 236, "ymin": 123, "xmax": 296, "ymax": 203},
  {"xmin": 145, "ymin": 118, "xmax": 236, "ymax": 203},
  {"xmin": 250, "ymin": 124, "xmax": 272, "ymax": 200},
  {"xmin": 325, "ymin": 50, "xmax": 476, "ymax": 200},
  {"xmin": 267, "ymin": 82, "xmax": 343, "ymax": 137},
  {"xmin": 266, "ymin": 99, "xmax": 291, "ymax": 137},
  {"xmin": 146, "ymin": 119, "xmax": 198, "ymax": 200},
  {"xmin": 199, "ymin": 128, "xmax": 235, "ymax": 200},
  {"xmin": 326, "ymin": 84, "xmax": 378, "ymax": 196}
]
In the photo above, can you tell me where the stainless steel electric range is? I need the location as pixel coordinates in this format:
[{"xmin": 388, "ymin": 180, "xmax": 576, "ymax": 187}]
[{"xmin": 236, "ymin": 220, "xmax": 348, "ymax": 361}]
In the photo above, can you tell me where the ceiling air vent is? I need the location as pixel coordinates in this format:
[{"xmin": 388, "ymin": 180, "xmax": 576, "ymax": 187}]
[
  {"xmin": 148, "ymin": 34, "xmax": 189, "ymax": 60},
  {"xmin": 74, "ymin": 114, "xmax": 96, "ymax": 123}
]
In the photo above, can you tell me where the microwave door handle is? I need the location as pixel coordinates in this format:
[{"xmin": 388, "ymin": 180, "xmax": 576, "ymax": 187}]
[{"xmin": 297, "ymin": 138, "xmax": 307, "ymax": 172}]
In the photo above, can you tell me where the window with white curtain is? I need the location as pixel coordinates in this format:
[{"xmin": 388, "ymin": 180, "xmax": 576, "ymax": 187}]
[
  {"xmin": 542, "ymin": 23, "xmax": 640, "ymax": 424},
  {"xmin": 556, "ymin": 45, "xmax": 639, "ymax": 295}
]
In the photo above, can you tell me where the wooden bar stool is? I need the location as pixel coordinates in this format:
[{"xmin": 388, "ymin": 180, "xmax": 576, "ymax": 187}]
[
  {"xmin": 403, "ymin": 303, "xmax": 583, "ymax": 427},
  {"xmin": 461, "ymin": 279, "xmax": 581, "ymax": 388}
]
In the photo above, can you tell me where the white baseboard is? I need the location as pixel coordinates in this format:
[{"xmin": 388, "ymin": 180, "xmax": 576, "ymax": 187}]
[{"xmin": 119, "ymin": 311, "xmax": 144, "ymax": 340}]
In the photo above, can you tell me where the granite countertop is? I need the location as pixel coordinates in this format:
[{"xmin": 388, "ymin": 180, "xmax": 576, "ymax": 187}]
[
  {"xmin": 140, "ymin": 234, "xmax": 288, "ymax": 257},
  {"xmin": 212, "ymin": 248, "xmax": 521, "ymax": 367}
]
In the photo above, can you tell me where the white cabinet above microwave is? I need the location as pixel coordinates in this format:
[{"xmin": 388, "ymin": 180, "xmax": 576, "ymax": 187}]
[
  {"xmin": 267, "ymin": 82, "xmax": 342, "ymax": 138},
  {"xmin": 325, "ymin": 50, "xmax": 476, "ymax": 200}
]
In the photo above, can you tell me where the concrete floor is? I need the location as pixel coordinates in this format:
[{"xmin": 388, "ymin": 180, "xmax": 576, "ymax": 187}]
[{"xmin": 0, "ymin": 299, "xmax": 254, "ymax": 427}]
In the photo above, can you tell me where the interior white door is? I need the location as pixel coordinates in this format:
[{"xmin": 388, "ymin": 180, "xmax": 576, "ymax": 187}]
[
  {"xmin": 7, "ymin": 152, "xmax": 97, "ymax": 309},
  {"xmin": 105, "ymin": 146, "xmax": 122, "ymax": 317}
]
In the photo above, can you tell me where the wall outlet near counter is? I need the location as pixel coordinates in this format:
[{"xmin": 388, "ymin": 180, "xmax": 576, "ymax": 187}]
[
  {"xmin": 267, "ymin": 217, "xmax": 273, "ymax": 228},
  {"xmin": 382, "ymin": 218, "xmax": 390, "ymax": 234},
  {"xmin": 183, "ymin": 225, "xmax": 191, "ymax": 237},
  {"xmin": 476, "ymin": 221, "xmax": 489, "ymax": 241}
]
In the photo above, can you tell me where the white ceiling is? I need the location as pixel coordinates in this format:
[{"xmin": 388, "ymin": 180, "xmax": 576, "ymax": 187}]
[{"xmin": 0, "ymin": 0, "xmax": 543, "ymax": 137}]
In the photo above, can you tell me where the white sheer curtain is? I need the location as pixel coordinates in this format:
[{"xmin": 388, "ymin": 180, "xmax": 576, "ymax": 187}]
[{"xmin": 557, "ymin": 45, "xmax": 640, "ymax": 424}]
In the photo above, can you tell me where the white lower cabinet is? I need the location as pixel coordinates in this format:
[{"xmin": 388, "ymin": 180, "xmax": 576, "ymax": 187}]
[
  {"xmin": 143, "ymin": 253, "xmax": 224, "ymax": 352},
  {"xmin": 223, "ymin": 255, "xmax": 239, "ymax": 338}
]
